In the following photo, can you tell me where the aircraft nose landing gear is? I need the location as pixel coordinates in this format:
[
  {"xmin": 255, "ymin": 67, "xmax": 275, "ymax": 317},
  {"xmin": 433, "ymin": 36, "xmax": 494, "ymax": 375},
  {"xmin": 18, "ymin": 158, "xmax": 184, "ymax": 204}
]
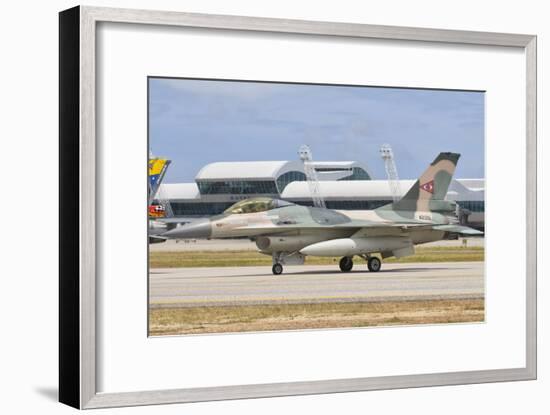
[
  {"xmin": 339, "ymin": 256, "xmax": 353, "ymax": 272},
  {"xmin": 272, "ymin": 263, "xmax": 283, "ymax": 275}
]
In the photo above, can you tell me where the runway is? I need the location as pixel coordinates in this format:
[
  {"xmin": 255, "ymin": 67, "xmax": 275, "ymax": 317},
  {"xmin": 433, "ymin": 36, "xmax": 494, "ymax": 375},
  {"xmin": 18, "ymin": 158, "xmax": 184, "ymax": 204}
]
[{"xmin": 149, "ymin": 262, "xmax": 484, "ymax": 308}]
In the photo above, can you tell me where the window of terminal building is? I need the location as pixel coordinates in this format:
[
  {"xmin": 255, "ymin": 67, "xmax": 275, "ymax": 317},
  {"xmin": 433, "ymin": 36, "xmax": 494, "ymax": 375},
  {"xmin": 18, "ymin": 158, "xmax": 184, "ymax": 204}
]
[
  {"xmin": 276, "ymin": 171, "xmax": 306, "ymax": 193},
  {"xmin": 197, "ymin": 180, "xmax": 279, "ymax": 195},
  {"xmin": 170, "ymin": 202, "xmax": 232, "ymax": 216},
  {"xmin": 337, "ymin": 167, "xmax": 371, "ymax": 181},
  {"xmin": 315, "ymin": 168, "xmax": 351, "ymax": 172}
]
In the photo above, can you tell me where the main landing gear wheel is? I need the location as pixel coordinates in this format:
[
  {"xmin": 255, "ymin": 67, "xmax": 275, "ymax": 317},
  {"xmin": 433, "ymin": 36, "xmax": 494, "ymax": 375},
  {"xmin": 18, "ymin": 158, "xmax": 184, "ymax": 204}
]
[
  {"xmin": 339, "ymin": 256, "xmax": 353, "ymax": 272},
  {"xmin": 272, "ymin": 263, "xmax": 283, "ymax": 275},
  {"xmin": 367, "ymin": 257, "xmax": 382, "ymax": 272}
]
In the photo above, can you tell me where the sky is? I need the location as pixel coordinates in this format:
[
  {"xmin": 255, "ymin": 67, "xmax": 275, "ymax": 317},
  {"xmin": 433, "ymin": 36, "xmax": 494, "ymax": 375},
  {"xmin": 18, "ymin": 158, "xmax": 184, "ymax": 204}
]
[{"xmin": 149, "ymin": 78, "xmax": 485, "ymax": 183}]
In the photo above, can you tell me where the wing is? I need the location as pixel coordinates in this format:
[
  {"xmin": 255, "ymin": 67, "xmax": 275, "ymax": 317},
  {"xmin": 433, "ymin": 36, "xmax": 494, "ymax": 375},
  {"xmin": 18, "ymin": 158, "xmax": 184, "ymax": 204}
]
[
  {"xmin": 350, "ymin": 222, "xmax": 484, "ymax": 238},
  {"xmin": 230, "ymin": 218, "xmax": 435, "ymax": 237}
]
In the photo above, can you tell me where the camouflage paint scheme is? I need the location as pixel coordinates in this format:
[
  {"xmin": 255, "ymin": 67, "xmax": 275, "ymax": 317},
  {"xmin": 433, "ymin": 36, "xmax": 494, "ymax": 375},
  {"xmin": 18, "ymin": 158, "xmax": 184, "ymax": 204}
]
[{"xmin": 162, "ymin": 153, "xmax": 482, "ymax": 271}]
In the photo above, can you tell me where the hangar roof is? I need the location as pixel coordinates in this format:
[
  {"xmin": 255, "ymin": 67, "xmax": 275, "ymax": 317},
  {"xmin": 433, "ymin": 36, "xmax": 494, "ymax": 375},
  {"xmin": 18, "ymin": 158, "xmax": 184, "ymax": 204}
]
[
  {"xmin": 195, "ymin": 160, "xmax": 372, "ymax": 181},
  {"xmin": 195, "ymin": 161, "xmax": 304, "ymax": 181},
  {"xmin": 281, "ymin": 179, "xmax": 484, "ymax": 201},
  {"xmin": 281, "ymin": 180, "xmax": 415, "ymax": 200},
  {"xmin": 155, "ymin": 183, "xmax": 200, "ymax": 200},
  {"xmin": 156, "ymin": 178, "xmax": 483, "ymax": 202}
]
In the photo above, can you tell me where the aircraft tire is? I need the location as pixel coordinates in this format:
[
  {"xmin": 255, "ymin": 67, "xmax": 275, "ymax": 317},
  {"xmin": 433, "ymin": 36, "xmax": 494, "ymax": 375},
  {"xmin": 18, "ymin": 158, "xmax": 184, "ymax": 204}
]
[
  {"xmin": 339, "ymin": 256, "xmax": 353, "ymax": 272},
  {"xmin": 272, "ymin": 263, "xmax": 283, "ymax": 275},
  {"xmin": 367, "ymin": 257, "xmax": 381, "ymax": 272}
]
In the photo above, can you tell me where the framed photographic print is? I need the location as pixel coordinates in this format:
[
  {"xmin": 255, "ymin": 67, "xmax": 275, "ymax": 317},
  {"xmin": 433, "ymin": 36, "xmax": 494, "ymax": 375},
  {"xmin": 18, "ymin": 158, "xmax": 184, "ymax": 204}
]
[{"xmin": 59, "ymin": 6, "xmax": 537, "ymax": 409}]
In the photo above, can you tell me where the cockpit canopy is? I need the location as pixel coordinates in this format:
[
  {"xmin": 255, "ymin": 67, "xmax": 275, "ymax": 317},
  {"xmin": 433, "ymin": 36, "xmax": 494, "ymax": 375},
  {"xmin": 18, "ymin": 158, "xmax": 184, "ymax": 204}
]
[{"xmin": 223, "ymin": 197, "xmax": 294, "ymax": 214}]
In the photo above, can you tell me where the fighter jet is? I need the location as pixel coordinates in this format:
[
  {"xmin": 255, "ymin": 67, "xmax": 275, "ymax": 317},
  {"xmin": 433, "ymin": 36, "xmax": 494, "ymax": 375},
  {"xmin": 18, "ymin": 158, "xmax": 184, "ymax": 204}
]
[{"xmin": 161, "ymin": 152, "xmax": 483, "ymax": 274}]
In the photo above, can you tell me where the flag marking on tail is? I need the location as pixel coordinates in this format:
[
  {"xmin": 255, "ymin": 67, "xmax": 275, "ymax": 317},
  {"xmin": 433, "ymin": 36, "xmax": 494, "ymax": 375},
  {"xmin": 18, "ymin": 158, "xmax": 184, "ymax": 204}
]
[{"xmin": 420, "ymin": 180, "xmax": 434, "ymax": 194}]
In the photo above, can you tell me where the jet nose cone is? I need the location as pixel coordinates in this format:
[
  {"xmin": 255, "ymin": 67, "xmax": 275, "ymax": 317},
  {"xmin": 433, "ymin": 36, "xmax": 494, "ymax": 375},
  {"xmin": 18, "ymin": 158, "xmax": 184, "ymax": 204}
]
[{"xmin": 162, "ymin": 218, "xmax": 212, "ymax": 239}]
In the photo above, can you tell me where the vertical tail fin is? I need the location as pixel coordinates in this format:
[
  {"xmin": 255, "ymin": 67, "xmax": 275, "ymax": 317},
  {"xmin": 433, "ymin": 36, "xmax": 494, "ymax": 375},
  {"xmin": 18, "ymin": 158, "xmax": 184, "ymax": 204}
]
[
  {"xmin": 378, "ymin": 152, "xmax": 460, "ymax": 211},
  {"xmin": 148, "ymin": 157, "xmax": 171, "ymax": 205}
]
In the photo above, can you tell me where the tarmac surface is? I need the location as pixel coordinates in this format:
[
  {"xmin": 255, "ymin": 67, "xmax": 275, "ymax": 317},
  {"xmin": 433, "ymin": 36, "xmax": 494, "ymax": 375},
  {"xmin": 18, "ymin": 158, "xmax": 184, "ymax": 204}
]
[{"xmin": 149, "ymin": 262, "xmax": 484, "ymax": 308}]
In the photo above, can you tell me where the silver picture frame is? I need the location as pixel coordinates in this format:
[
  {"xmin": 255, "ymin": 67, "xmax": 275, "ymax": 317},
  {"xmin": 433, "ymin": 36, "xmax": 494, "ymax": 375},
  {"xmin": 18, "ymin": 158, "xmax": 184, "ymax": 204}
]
[{"xmin": 59, "ymin": 5, "xmax": 537, "ymax": 409}]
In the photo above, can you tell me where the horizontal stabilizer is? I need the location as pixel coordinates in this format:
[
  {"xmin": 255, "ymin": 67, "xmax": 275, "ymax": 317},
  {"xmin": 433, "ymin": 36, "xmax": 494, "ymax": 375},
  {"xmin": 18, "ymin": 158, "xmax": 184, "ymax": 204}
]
[{"xmin": 432, "ymin": 224, "xmax": 484, "ymax": 235}]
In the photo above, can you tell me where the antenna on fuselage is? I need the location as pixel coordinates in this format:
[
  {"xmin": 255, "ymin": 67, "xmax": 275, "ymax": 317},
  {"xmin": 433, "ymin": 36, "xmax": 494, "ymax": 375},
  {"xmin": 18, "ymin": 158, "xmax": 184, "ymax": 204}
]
[{"xmin": 298, "ymin": 144, "xmax": 326, "ymax": 209}]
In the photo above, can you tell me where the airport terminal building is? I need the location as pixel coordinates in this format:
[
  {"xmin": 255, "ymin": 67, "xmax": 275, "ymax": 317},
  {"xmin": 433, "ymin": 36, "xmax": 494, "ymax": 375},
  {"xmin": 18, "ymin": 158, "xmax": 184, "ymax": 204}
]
[{"xmin": 154, "ymin": 160, "xmax": 485, "ymax": 229}]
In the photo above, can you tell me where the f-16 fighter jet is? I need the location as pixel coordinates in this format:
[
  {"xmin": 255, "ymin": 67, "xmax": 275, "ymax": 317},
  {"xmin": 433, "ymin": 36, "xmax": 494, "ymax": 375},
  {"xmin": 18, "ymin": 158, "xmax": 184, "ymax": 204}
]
[{"xmin": 162, "ymin": 152, "xmax": 483, "ymax": 274}]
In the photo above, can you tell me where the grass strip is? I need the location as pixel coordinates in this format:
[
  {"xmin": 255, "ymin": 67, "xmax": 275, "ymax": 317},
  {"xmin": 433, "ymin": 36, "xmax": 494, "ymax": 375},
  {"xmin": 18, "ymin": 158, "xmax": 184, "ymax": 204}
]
[
  {"xmin": 149, "ymin": 247, "xmax": 484, "ymax": 268},
  {"xmin": 149, "ymin": 298, "xmax": 484, "ymax": 336}
]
